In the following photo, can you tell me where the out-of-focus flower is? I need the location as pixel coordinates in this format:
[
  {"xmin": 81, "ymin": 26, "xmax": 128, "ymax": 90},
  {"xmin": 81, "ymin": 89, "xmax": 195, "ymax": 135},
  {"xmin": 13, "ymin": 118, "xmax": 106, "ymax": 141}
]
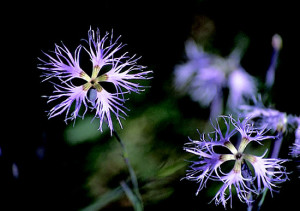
[
  {"xmin": 183, "ymin": 115, "xmax": 288, "ymax": 208},
  {"xmin": 227, "ymin": 68, "xmax": 257, "ymax": 111},
  {"xmin": 173, "ymin": 40, "xmax": 217, "ymax": 106},
  {"xmin": 173, "ymin": 38, "xmax": 256, "ymax": 113},
  {"xmin": 239, "ymin": 103, "xmax": 288, "ymax": 133},
  {"xmin": 39, "ymin": 28, "xmax": 152, "ymax": 134},
  {"xmin": 239, "ymin": 96, "xmax": 300, "ymax": 137}
]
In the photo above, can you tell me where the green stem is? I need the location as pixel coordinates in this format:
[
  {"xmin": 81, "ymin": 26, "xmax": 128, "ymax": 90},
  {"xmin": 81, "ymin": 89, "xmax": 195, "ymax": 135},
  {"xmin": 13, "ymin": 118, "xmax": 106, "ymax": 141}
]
[
  {"xmin": 257, "ymin": 189, "xmax": 268, "ymax": 211},
  {"xmin": 112, "ymin": 130, "xmax": 143, "ymax": 210},
  {"xmin": 120, "ymin": 181, "xmax": 143, "ymax": 211}
]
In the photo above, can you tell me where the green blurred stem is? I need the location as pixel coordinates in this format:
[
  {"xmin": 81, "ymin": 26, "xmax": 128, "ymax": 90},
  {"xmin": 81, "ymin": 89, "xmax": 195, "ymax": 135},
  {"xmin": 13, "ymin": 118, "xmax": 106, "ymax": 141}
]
[
  {"xmin": 112, "ymin": 130, "xmax": 144, "ymax": 211},
  {"xmin": 121, "ymin": 181, "xmax": 143, "ymax": 211},
  {"xmin": 80, "ymin": 186, "xmax": 124, "ymax": 211},
  {"xmin": 256, "ymin": 189, "xmax": 268, "ymax": 211}
]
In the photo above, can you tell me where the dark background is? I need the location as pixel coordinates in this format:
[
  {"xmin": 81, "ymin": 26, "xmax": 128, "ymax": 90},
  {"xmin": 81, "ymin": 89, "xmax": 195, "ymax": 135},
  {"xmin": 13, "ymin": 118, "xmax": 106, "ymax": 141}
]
[{"xmin": 2, "ymin": 0, "xmax": 300, "ymax": 210}]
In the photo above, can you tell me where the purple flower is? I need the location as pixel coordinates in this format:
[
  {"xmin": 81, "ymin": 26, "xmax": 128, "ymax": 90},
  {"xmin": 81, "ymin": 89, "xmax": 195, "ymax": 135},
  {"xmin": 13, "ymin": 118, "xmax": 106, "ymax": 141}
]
[
  {"xmin": 39, "ymin": 28, "xmax": 152, "ymax": 134},
  {"xmin": 173, "ymin": 40, "xmax": 226, "ymax": 107},
  {"xmin": 184, "ymin": 115, "xmax": 288, "ymax": 208},
  {"xmin": 173, "ymin": 39, "xmax": 257, "ymax": 112},
  {"xmin": 239, "ymin": 103, "xmax": 288, "ymax": 133},
  {"xmin": 227, "ymin": 68, "xmax": 257, "ymax": 111}
]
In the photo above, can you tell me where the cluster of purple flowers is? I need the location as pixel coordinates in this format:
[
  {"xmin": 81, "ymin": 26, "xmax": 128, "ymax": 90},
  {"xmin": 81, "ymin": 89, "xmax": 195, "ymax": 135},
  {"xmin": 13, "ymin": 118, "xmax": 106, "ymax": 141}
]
[
  {"xmin": 39, "ymin": 27, "xmax": 299, "ymax": 210},
  {"xmin": 39, "ymin": 28, "xmax": 152, "ymax": 134},
  {"xmin": 180, "ymin": 35, "xmax": 300, "ymax": 209}
]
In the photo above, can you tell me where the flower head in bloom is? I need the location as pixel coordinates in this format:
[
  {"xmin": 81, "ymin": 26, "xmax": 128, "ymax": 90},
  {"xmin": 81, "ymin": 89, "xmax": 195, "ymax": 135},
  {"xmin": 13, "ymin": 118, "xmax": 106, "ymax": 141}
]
[
  {"xmin": 173, "ymin": 38, "xmax": 257, "ymax": 112},
  {"xmin": 183, "ymin": 115, "xmax": 288, "ymax": 208},
  {"xmin": 39, "ymin": 28, "xmax": 152, "ymax": 134}
]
